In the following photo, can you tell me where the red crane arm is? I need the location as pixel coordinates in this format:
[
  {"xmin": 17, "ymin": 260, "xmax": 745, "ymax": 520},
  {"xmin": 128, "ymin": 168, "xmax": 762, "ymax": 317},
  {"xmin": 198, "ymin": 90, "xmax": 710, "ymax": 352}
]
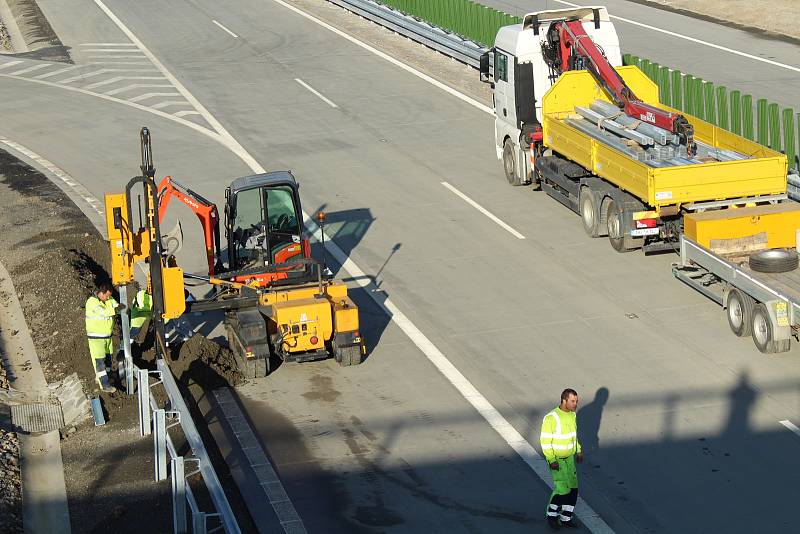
[
  {"xmin": 157, "ymin": 176, "xmax": 222, "ymax": 276},
  {"xmin": 556, "ymin": 20, "xmax": 696, "ymax": 155}
]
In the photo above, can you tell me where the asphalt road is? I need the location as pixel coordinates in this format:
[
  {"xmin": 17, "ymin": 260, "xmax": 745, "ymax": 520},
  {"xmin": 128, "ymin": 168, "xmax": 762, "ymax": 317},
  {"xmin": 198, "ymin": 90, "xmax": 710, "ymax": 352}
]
[{"xmin": 2, "ymin": 0, "xmax": 799, "ymax": 532}]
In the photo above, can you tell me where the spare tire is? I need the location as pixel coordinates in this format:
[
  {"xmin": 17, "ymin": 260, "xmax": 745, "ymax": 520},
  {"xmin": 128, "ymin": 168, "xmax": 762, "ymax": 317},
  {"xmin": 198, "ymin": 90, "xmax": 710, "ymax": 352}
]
[{"xmin": 749, "ymin": 249, "xmax": 799, "ymax": 273}]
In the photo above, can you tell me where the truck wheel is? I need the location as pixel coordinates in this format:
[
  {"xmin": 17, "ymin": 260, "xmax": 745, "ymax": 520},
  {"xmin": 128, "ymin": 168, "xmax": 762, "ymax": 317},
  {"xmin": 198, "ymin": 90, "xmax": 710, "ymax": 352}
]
[
  {"xmin": 503, "ymin": 140, "xmax": 524, "ymax": 186},
  {"xmin": 751, "ymin": 303, "xmax": 777, "ymax": 353},
  {"xmin": 580, "ymin": 187, "xmax": 600, "ymax": 237},
  {"xmin": 606, "ymin": 199, "xmax": 627, "ymax": 252},
  {"xmin": 749, "ymin": 249, "xmax": 799, "ymax": 273},
  {"xmin": 726, "ymin": 288, "xmax": 754, "ymax": 337}
]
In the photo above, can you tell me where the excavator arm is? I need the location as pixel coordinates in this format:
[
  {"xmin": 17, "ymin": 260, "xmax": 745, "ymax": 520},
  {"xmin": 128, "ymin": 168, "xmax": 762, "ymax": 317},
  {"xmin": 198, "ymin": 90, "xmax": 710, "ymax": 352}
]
[
  {"xmin": 545, "ymin": 19, "xmax": 696, "ymax": 156},
  {"xmin": 157, "ymin": 176, "xmax": 222, "ymax": 276}
]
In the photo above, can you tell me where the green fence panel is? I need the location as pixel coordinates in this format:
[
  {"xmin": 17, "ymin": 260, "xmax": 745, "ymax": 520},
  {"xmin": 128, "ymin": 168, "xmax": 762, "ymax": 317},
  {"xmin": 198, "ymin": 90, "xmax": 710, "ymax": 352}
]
[
  {"xmin": 730, "ymin": 90, "xmax": 742, "ymax": 135},
  {"xmin": 693, "ymin": 78, "xmax": 705, "ymax": 120},
  {"xmin": 671, "ymin": 70, "xmax": 682, "ymax": 111},
  {"xmin": 704, "ymin": 82, "xmax": 716, "ymax": 125},
  {"xmin": 742, "ymin": 95, "xmax": 754, "ymax": 140},
  {"xmin": 640, "ymin": 59, "xmax": 651, "ymax": 81},
  {"xmin": 757, "ymin": 98, "xmax": 769, "ymax": 145},
  {"xmin": 623, "ymin": 53, "xmax": 632, "ymax": 65},
  {"xmin": 683, "ymin": 74, "xmax": 694, "ymax": 115},
  {"xmin": 783, "ymin": 109, "xmax": 797, "ymax": 171},
  {"xmin": 716, "ymin": 86, "xmax": 728, "ymax": 130},
  {"xmin": 659, "ymin": 66, "xmax": 671, "ymax": 106},
  {"xmin": 768, "ymin": 103, "xmax": 781, "ymax": 151},
  {"xmin": 649, "ymin": 62, "xmax": 660, "ymax": 82}
]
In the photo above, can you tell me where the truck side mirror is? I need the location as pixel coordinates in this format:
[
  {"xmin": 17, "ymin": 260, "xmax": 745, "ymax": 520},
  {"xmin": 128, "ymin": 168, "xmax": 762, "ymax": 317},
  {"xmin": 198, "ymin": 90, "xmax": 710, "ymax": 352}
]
[{"xmin": 479, "ymin": 51, "xmax": 491, "ymax": 83}]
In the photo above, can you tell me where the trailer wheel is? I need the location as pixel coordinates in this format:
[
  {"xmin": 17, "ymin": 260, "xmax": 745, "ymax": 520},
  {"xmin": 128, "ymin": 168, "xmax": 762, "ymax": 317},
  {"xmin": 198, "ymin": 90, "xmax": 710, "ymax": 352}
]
[
  {"xmin": 726, "ymin": 288, "xmax": 755, "ymax": 337},
  {"xmin": 503, "ymin": 140, "xmax": 524, "ymax": 186},
  {"xmin": 606, "ymin": 199, "xmax": 626, "ymax": 252},
  {"xmin": 580, "ymin": 187, "xmax": 600, "ymax": 237}
]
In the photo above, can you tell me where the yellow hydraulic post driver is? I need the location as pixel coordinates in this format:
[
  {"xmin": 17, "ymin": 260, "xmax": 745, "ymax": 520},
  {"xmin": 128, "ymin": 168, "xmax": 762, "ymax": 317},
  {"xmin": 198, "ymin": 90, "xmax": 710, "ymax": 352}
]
[{"xmin": 105, "ymin": 127, "xmax": 186, "ymax": 390}]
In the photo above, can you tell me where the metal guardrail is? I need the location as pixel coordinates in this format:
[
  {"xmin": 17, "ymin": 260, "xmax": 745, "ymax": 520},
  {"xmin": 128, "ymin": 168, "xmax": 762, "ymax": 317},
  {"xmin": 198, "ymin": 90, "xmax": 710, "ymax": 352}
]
[
  {"xmin": 327, "ymin": 0, "xmax": 487, "ymax": 67},
  {"xmin": 136, "ymin": 363, "xmax": 241, "ymax": 534}
]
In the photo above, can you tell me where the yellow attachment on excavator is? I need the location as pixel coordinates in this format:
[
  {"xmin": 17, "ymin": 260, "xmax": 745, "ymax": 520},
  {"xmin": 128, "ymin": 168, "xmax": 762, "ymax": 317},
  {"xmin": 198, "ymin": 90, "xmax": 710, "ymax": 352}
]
[
  {"xmin": 105, "ymin": 193, "xmax": 149, "ymax": 285},
  {"xmin": 332, "ymin": 296, "xmax": 359, "ymax": 334},
  {"xmin": 161, "ymin": 266, "xmax": 186, "ymax": 320},
  {"xmin": 273, "ymin": 297, "xmax": 332, "ymax": 353},
  {"xmin": 684, "ymin": 202, "xmax": 800, "ymax": 251}
]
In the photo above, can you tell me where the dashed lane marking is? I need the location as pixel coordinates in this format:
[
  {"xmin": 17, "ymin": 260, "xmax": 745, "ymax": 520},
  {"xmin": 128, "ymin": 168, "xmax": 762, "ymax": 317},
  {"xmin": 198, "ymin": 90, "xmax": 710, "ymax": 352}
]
[
  {"xmin": 780, "ymin": 420, "xmax": 800, "ymax": 439},
  {"xmin": 294, "ymin": 78, "xmax": 338, "ymax": 108},
  {"xmin": 212, "ymin": 19, "xmax": 239, "ymax": 38},
  {"xmin": 441, "ymin": 181, "xmax": 525, "ymax": 239}
]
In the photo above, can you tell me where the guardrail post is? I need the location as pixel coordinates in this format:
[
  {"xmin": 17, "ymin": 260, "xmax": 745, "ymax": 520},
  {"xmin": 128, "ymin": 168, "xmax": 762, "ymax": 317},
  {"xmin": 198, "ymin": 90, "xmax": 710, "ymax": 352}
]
[
  {"xmin": 154, "ymin": 409, "xmax": 167, "ymax": 481},
  {"xmin": 716, "ymin": 86, "xmax": 728, "ymax": 130},
  {"xmin": 192, "ymin": 513, "xmax": 207, "ymax": 534},
  {"xmin": 704, "ymin": 82, "xmax": 716, "ymax": 125},
  {"xmin": 743, "ymin": 94, "xmax": 754, "ymax": 140},
  {"xmin": 138, "ymin": 368, "xmax": 150, "ymax": 437},
  {"xmin": 757, "ymin": 98, "xmax": 769, "ymax": 145},
  {"xmin": 692, "ymin": 78, "xmax": 705, "ymax": 120},
  {"xmin": 172, "ymin": 456, "xmax": 188, "ymax": 534},
  {"xmin": 768, "ymin": 103, "xmax": 781, "ymax": 151},
  {"xmin": 730, "ymin": 90, "xmax": 742, "ymax": 135},
  {"xmin": 683, "ymin": 74, "xmax": 694, "ymax": 116},
  {"xmin": 671, "ymin": 70, "xmax": 682, "ymax": 110},
  {"xmin": 784, "ymin": 109, "xmax": 797, "ymax": 172}
]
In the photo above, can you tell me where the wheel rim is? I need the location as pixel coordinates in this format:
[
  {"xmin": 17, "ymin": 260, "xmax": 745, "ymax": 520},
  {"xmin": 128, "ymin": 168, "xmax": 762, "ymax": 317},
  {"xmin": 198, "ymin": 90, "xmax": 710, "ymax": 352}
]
[
  {"xmin": 753, "ymin": 311, "xmax": 769, "ymax": 345},
  {"xmin": 608, "ymin": 209, "xmax": 621, "ymax": 239},
  {"xmin": 582, "ymin": 195, "xmax": 594, "ymax": 228},
  {"xmin": 728, "ymin": 296, "xmax": 743, "ymax": 329}
]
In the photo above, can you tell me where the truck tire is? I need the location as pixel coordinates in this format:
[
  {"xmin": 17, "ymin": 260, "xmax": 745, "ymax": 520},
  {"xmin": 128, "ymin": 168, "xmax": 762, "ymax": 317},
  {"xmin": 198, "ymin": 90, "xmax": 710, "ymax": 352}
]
[
  {"xmin": 726, "ymin": 288, "xmax": 755, "ymax": 337},
  {"xmin": 605, "ymin": 199, "xmax": 627, "ymax": 252},
  {"xmin": 503, "ymin": 139, "xmax": 524, "ymax": 186},
  {"xmin": 749, "ymin": 249, "xmax": 799, "ymax": 273},
  {"xmin": 580, "ymin": 187, "xmax": 600, "ymax": 237},
  {"xmin": 750, "ymin": 303, "xmax": 790, "ymax": 353}
]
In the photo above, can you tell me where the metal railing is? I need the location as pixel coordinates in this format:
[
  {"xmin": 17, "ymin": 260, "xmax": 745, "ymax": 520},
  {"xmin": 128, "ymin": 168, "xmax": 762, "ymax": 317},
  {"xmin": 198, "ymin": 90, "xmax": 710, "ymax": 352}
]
[
  {"xmin": 136, "ymin": 362, "xmax": 241, "ymax": 534},
  {"xmin": 328, "ymin": 0, "xmax": 487, "ymax": 66}
]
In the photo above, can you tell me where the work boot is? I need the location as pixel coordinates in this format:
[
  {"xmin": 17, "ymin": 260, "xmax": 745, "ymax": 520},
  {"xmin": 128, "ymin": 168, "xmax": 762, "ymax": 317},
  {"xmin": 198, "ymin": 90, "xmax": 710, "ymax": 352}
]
[
  {"xmin": 548, "ymin": 517, "xmax": 561, "ymax": 531},
  {"xmin": 102, "ymin": 385, "xmax": 116, "ymax": 394},
  {"xmin": 560, "ymin": 518, "xmax": 581, "ymax": 529}
]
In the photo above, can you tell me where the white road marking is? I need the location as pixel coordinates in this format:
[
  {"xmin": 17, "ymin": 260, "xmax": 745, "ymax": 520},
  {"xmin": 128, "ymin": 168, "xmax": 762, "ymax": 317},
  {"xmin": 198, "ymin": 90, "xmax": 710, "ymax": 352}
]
[
  {"xmin": 94, "ymin": 0, "xmax": 261, "ymax": 170},
  {"xmin": 269, "ymin": 0, "xmax": 492, "ymax": 115},
  {"xmin": 87, "ymin": 61, "xmax": 152, "ymax": 65},
  {"xmin": 85, "ymin": 75, "xmax": 164, "ymax": 90},
  {"xmin": 60, "ymin": 68, "xmax": 157, "ymax": 84},
  {"xmin": 9, "ymin": 64, "xmax": 50, "ymax": 76},
  {"xmin": 0, "ymin": 137, "xmax": 104, "ymax": 217},
  {"xmin": 34, "ymin": 65, "xmax": 80, "ymax": 79},
  {"xmin": 151, "ymin": 101, "xmax": 190, "ymax": 110},
  {"xmin": 294, "ymin": 78, "xmax": 338, "ymax": 108},
  {"xmin": 780, "ymin": 420, "xmax": 800, "ymax": 438},
  {"xmin": 212, "ymin": 19, "xmax": 239, "ymax": 38},
  {"xmin": 441, "ymin": 181, "xmax": 525, "ymax": 239},
  {"xmin": 0, "ymin": 61, "xmax": 23, "ymax": 70},
  {"xmin": 82, "ymin": 48, "xmax": 143, "ymax": 52},
  {"xmin": 79, "ymin": 42, "xmax": 136, "ymax": 46},
  {"xmin": 173, "ymin": 110, "xmax": 202, "ymax": 117},
  {"xmin": 87, "ymin": 55, "xmax": 147, "ymax": 59},
  {"xmin": 105, "ymin": 83, "xmax": 173, "ymax": 96},
  {"xmin": 554, "ymin": 0, "xmax": 800, "ymax": 74},
  {"xmin": 128, "ymin": 92, "xmax": 181, "ymax": 103}
]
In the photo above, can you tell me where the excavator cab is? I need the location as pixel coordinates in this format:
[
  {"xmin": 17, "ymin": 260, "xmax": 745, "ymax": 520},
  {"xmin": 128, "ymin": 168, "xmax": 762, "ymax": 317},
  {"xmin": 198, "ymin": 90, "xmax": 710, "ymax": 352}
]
[{"xmin": 224, "ymin": 171, "xmax": 310, "ymax": 281}]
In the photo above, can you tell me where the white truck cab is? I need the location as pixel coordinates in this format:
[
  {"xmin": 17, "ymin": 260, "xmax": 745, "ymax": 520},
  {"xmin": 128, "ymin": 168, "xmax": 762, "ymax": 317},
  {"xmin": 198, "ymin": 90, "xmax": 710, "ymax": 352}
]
[{"xmin": 480, "ymin": 7, "xmax": 622, "ymax": 185}]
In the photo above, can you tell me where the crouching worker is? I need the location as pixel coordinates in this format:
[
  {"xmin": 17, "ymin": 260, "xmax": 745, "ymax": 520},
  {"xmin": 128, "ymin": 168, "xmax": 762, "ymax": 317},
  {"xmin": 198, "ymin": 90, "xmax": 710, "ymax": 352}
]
[{"xmin": 85, "ymin": 282, "xmax": 123, "ymax": 393}]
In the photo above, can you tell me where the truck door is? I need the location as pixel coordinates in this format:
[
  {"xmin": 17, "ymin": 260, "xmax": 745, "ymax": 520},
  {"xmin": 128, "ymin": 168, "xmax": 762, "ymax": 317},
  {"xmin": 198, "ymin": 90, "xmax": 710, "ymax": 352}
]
[{"xmin": 493, "ymin": 49, "xmax": 516, "ymax": 130}]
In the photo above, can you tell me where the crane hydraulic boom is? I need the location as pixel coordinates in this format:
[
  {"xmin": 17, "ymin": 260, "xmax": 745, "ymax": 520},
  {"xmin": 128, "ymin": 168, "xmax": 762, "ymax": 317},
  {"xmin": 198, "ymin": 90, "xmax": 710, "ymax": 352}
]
[{"xmin": 545, "ymin": 19, "xmax": 696, "ymax": 156}]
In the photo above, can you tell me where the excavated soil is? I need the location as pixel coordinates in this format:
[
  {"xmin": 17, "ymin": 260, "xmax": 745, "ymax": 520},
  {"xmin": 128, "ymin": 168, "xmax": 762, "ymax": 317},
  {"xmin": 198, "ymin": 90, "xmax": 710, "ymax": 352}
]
[{"xmin": 0, "ymin": 361, "xmax": 22, "ymax": 534}]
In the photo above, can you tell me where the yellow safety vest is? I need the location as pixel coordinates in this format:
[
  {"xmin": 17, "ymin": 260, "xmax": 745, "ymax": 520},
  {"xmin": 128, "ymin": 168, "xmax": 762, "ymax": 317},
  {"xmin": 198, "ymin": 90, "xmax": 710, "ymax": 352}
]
[
  {"xmin": 85, "ymin": 295, "xmax": 117, "ymax": 338},
  {"xmin": 130, "ymin": 289, "xmax": 152, "ymax": 329},
  {"xmin": 540, "ymin": 407, "xmax": 581, "ymax": 463}
]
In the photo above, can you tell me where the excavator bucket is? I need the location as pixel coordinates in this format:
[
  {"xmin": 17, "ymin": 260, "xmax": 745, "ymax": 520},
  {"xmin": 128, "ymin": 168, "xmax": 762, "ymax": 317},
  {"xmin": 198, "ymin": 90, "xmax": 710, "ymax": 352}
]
[{"xmin": 161, "ymin": 220, "xmax": 183, "ymax": 257}]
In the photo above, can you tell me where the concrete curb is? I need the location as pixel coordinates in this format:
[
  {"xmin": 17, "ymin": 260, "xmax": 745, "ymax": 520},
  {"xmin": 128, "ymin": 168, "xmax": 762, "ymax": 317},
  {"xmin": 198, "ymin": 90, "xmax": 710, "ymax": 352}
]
[
  {"xmin": 0, "ymin": 0, "xmax": 27, "ymax": 52},
  {"xmin": 0, "ymin": 260, "xmax": 71, "ymax": 534}
]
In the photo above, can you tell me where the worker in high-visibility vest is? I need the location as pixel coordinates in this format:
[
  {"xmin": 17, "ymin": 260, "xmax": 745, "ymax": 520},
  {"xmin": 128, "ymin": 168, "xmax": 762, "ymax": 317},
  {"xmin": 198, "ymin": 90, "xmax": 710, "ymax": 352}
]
[
  {"xmin": 540, "ymin": 388, "xmax": 583, "ymax": 530},
  {"xmin": 129, "ymin": 285, "xmax": 152, "ymax": 339},
  {"xmin": 85, "ymin": 282, "xmax": 122, "ymax": 393}
]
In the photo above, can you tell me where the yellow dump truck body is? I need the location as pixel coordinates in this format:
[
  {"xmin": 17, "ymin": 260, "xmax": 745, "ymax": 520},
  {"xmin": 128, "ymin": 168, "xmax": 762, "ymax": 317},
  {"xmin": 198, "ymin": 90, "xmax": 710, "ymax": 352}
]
[{"xmin": 541, "ymin": 67, "xmax": 788, "ymax": 210}]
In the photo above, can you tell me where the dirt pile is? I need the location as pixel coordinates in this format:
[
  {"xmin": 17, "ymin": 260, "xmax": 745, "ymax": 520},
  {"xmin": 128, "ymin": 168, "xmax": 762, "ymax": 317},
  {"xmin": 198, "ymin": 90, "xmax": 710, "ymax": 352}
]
[
  {"xmin": 0, "ymin": 361, "xmax": 22, "ymax": 534},
  {"xmin": 0, "ymin": 19, "xmax": 11, "ymax": 51}
]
